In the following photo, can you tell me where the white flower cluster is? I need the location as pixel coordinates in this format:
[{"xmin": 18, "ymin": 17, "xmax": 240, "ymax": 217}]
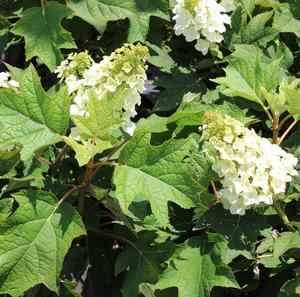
[
  {"xmin": 172, "ymin": 0, "xmax": 234, "ymax": 55},
  {"xmin": 201, "ymin": 112, "xmax": 298, "ymax": 215},
  {"xmin": 0, "ymin": 72, "xmax": 19, "ymax": 91},
  {"xmin": 55, "ymin": 44, "xmax": 148, "ymax": 136}
]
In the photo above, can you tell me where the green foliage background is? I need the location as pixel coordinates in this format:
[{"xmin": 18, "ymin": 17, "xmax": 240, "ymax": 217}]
[{"xmin": 0, "ymin": 0, "xmax": 300, "ymax": 296}]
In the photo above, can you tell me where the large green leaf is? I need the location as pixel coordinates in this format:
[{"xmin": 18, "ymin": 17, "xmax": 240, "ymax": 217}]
[
  {"xmin": 154, "ymin": 236, "xmax": 239, "ymax": 297},
  {"xmin": 213, "ymin": 45, "xmax": 280, "ymax": 104},
  {"xmin": 67, "ymin": 0, "xmax": 169, "ymax": 42},
  {"xmin": 0, "ymin": 65, "xmax": 70, "ymax": 160},
  {"xmin": 197, "ymin": 205, "xmax": 271, "ymax": 262},
  {"xmin": 273, "ymin": 4, "xmax": 300, "ymax": 36},
  {"xmin": 0, "ymin": 190, "xmax": 86, "ymax": 297},
  {"xmin": 273, "ymin": 231, "xmax": 300, "ymax": 258},
  {"xmin": 113, "ymin": 130, "xmax": 205, "ymax": 227},
  {"xmin": 115, "ymin": 231, "xmax": 175, "ymax": 297},
  {"xmin": 241, "ymin": 11, "xmax": 278, "ymax": 46},
  {"xmin": 11, "ymin": 2, "xmax": 76, "ymax": 71}
]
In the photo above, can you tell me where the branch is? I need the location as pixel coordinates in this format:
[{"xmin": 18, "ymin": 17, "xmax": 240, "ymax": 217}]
[
  {"xmin": 58, "ymin": 184, "xmax": 84, "ymax": 205},
  {"xmin": 259, "ymin": 101, "xmax": 273, "ymax": 123},
  {"xmin": 210, "ymin": 181, "xmax": 220, "ymax": 203},
  {"xmin": 78, "ymin": 159, "xmax": 94, "ymax": 213},
  {"xmin": 272, "ymin": 114, "xmax": 280, "ymax": 144},
  {"xmin": 278, "ymin": 113, "xmax": 297, "ymax": 131},
  {"xmin": 278, "ymin": 120, "xmax": 298, "ymax": 145},
  {"xmin": 92, "ymin": 161, "xmax": 119, "ymax": 168},
  {"xmin": 36, "ymin": 156, "xmax": 52, "ymax": 165}
]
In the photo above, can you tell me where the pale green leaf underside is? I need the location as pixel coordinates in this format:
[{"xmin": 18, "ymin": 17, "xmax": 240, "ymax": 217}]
[
  {"xmin": 67, "ymin": 0, "xmax": 169, "ymax": 42},
  {"xmin": 0, "ymin": 190, "xmax": 85, "ymax": 297},
  {"xmin": 114, "ymin": 131, "xmax": 204, "ymax": 227},
  {"xmin": 11, "ymin": 2, "xmax": 76, "ymax": 71},
  {"xmin": 155, "ymin": 236, "xmax": 239, "ymax": 297},
  {"xmin": 72, "ymin": 91, "xmax": 123, "ymax": 141},
  {"xmin": 0, "ymin": 65, "xmax": 70, "ymax": 160}
]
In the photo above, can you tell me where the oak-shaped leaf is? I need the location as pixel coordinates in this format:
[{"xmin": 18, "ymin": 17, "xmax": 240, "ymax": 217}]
[
  {"xmin": 154, "ymin": 236, "xmax": 239, "ymax": 297},
  {"xmin": 197, "ymin": 205, "xmax": 271, "ymax": 263},
  {"xmin": 113, "ymin": 131, "xmax": 205, "ymax": 227},
  {"xmin": 66, "ymin": 90, "xmax": 122, "ymax": 166},
  {"xmin": 67, "ymin": 0, "xmax": 169, "ymax": 42},
  {"xmin": 213, "ymin": 45, "xmax": 281, "ymax": 105},
  {"xmin": 115, "ymin": 231, "xmax": 175, "ymax": 297},
  {"xmin": 0, "ymin": 190, "xmax": 86, "ymax": 297},
  {"xmin": 11, "ymin": 2, "xmax": 76, "ymax": 71},
  {"xmin": 0, "ymin": 65, "xmax": 70, "ymax": 160}
]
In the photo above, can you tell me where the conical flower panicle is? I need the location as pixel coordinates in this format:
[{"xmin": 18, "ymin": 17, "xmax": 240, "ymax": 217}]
[
  {"xmin": 55, "ymin": 43, "xmax": 149, "ymax": 136},
  {"xmin": 201, "ymin": 112, "xmax": 298, "ymax": 215}
]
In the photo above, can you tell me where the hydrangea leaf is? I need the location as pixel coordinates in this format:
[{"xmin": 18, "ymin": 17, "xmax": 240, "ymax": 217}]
[
  {"xmin": 213, "ymin": 45, "xmax": 281, "ymax": 104},
  {"xmin": 136, "ymin": 114, "xmax": 168, "ymax": 133},
  {"xmin": 197, "ymin": 205, "xmax": 271, "ymax": 262},
  {"xmin": 67, "ymin": 0, "xmax": 169, "ymax": 42},
  {"xmin": 241, "ymin": 11, "xmax": 278, "ymax": 47},
  {"xmin": 154, "ymin": 67, "xmax": 207, "ymax": 111},
  {"xmin": 273, "ymin": 231, "xmax": 300, "ymax": 258},
  {"xmin": 11, "ymin": 2, "xmax": 76, "ymax": 71},
  {"xmin": 0, "ymin": 190, "xmax": 86, "ymax": 297},
  {"xmin": 154, "ymin": 236, "xmax": 239, "ymax": 297},
  {"xmin": 113, "ymin": 130, "xmax": 205, "ymax": 227},
  {"xmin": 63, "ymin": 136, "xmax": 115, "ymax": 167},
  {"xmin": 115, "ymin": 231, "xmax": 175, "ymax": 297},
  {"xmin": 167, "ymin": 101, "xmax": 250, "ymax": 126},
  {"xmin": 71, "ymin": 91, "xmax": 123, "ymax": 142},
  {"xmin": 281, "ymin": 86, "xmax": 300, "ymax": 115},
  {"xmin": 273, "ymin": 4, "xmax": 300, "ymax": 36},
  {"xmin": 0, "ymin": 65, "xmax": 70, "ymax": 160}
]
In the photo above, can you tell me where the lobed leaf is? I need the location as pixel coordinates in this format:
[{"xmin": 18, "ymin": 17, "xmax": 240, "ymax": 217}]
[
  {"xmin": 11, "ymin": 2, "xmax": 76, "ymax": 71},
  {"xmin": 0, "ymin": 190, "xmax": 86, "ymax": 297},
  {"xmin": 114, "ymin": 130, "xmax": 205, "ymax": 227},
  {"xmin": 0, "ymin": 65, "xmax": 70, "ymax": 160}
]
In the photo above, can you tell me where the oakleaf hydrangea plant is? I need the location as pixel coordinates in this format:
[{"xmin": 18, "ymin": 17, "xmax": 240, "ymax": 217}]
[{"xmin": 0, "ymin": 1, "xmax": 300, "ymax": 297}]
